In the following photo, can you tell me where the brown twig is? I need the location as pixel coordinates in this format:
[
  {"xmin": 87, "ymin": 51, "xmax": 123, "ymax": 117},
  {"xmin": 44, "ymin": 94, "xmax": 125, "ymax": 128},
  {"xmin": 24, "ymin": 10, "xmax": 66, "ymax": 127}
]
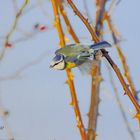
[
  {"xmin": 51, "ymin": 0, "xmax": 87, "ymax": 140},
  {"xmin": 0, "ymin": 50, "xmax": 49, "ymax": 82},
  {"xmin": 67, "ymin": 0, "xmax": 140, "ymax": 124},
  {"xmin": 95, "ymin": 0, "xmax": 106, "ymax": 36},
  {"xmin": 87, "ymin": 63, "xmax": 101, "ymax": 140},
  {"xmin": 82, "ymin": 0, "xmax": 93, "ymax": 22},
  {"xmin": 67, "ymin": 0, "xmax": 99, "ymax": 43},
  {"xmin": 0, "ymin": 97, "xmax": 14, "ymax": 140},
  {"xmin": 58, "ymin": 1, "xmax": 80, "ymax": 43},
  {"xmin": 107, "ymin": 63, "xmax": 136, "ymax": 140},
  {"xmin": 87, "ymin": 1, "xmax": 107, "ymax": 140},
  {"xmin": 0, "ymin": 0, "xmax": 29, "ymax": 60},
  {"xmin": 5, "ymin": 0, "xmax": 29, "ymax": 45},
  {"xmin": 104, "ymin": 12, "xmax": 139, "ymax": 101}
]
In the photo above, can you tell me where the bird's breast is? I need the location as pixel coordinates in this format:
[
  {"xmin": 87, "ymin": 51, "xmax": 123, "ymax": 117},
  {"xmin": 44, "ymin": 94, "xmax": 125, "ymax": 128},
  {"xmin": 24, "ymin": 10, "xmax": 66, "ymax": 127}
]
[{"xmin": 66, "ymin": 62, "xmax": 77, "ymax": 69}]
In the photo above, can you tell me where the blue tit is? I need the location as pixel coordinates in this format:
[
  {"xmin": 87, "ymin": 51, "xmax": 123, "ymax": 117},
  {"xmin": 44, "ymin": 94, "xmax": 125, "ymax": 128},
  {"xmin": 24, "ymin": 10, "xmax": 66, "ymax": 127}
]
[{"xmin": 50, "ymin": 41, "xmax": 111, "ymax": 72}]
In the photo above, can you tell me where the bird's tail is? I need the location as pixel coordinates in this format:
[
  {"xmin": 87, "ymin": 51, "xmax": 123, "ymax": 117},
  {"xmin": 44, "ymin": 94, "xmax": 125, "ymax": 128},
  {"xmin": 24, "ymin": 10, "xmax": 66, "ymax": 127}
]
[{"xmin": 90, "ymin": 41, "xmax": 111, "ymax": 50}]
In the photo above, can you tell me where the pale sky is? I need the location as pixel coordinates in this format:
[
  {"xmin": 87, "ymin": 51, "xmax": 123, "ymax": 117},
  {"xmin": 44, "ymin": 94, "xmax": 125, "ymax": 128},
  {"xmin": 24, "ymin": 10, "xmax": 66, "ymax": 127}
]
[{"xmin": 0, "ymin": 0, "xmax": 140, "ymax": 140}]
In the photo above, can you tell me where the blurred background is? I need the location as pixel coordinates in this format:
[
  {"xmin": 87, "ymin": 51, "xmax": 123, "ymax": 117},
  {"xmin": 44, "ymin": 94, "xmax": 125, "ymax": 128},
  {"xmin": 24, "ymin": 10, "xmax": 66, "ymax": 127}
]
[{"xmin": 0, "ymin": 0, "xmax": 140, "ymax": 140}]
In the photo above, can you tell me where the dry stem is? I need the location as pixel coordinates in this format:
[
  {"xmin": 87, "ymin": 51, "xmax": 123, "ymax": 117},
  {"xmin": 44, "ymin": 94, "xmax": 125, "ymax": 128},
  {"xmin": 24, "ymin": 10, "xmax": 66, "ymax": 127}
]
[
  {"xmin": 51, "ymin": 0, "xmax": 87, "ymax": 139},
  {"xmin": 87, "ymin": 1, "xmax": 106, "ymax": 140},
  {"xmin": 58, "ymin": 1, "xmax": 80, "ymax": 43},
  {"xmin": 107, "ymin": 63, "xmax": 136, "ymax": 140},
  {"xmin": 104, "ymin": 12, "xmax": 139, "ymax": 101},
  {"xmin": 0, "ymin": 0, "xmax": 29, "ymax": 60},
  {"xmin": 67, "ymin": 0, "xmax": 140, "ymax": 124},
  {"xmin": 67, "ymin": 0, "xmax": 99, "ymax": 43},
  {"xmin": 5, "ymin": 0, "xmax": 29, "ymax": 45}
]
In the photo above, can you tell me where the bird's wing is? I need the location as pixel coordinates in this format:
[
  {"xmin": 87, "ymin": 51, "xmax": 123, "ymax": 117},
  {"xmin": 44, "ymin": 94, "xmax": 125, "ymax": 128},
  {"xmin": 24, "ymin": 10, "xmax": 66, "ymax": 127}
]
[
  {"xmin": 55, "ymin": 44, "xmax": 88, "ymax": 57},
  {"xmin": 90, "ymin": 41, "xmax": 111, "ymax": 50},
  {"xmin": 78, "ymin": 59, "xmax": 98, "ymax": 75}
]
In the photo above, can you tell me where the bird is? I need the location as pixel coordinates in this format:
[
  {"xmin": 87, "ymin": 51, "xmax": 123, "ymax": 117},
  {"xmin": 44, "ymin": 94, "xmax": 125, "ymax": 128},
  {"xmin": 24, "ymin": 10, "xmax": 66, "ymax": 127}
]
[{"xmin": 50, "ymin": 41, "xmax": 111, "ymax": 74}]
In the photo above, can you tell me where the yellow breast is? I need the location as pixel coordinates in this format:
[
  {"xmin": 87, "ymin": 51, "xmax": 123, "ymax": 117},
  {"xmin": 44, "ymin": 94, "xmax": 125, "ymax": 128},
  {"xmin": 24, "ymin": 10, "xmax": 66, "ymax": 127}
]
[{"xmin": 66, "ymin": 62, "xmax": 76, "ymax": 69}]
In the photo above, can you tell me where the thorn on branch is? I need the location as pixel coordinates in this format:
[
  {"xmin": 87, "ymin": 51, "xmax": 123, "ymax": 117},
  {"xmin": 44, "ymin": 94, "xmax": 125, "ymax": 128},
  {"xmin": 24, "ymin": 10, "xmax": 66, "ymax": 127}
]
[
  {"xmin": 123, "ymin": 92, "xmax": 126, "ymax": 95},
  {"xmin": 98, "ymin": 99, "xmax": 102, "ymax": 104},
  {"xmin": 97, "ymin": 113, "xmax": 101, "ymax": 117},
  {"xmin": 134, "ymin": 112, "xmax": 140, "ymax": 126},
  {"xmin": 16, "ymin": 11, "xmax": 22, "ymax": 17},
  {"xmin": 69, "ymin": 101, "xmax": 74, "ymax": 106}
]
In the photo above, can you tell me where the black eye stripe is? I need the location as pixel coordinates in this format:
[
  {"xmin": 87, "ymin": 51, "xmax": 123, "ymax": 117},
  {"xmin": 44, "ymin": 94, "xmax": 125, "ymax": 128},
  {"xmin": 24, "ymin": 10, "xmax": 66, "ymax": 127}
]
[
  {"xmin": 53, "ymin": 62, "xmax": 60, "ymax": 66},
  {"xmin": 53, "ymin": 59, "xmax": 65, "ymax": 67}
]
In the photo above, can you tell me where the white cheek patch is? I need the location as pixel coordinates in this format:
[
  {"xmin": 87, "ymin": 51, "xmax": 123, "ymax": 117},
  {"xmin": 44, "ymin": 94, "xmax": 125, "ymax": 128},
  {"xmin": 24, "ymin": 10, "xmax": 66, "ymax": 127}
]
[
  {"xmin": 53, "ymin": 61, "xmax": 65, "ymax": 70},
  {"xmin": 50, "ymin": 61, "xmax": 56, "ymax": 67}
]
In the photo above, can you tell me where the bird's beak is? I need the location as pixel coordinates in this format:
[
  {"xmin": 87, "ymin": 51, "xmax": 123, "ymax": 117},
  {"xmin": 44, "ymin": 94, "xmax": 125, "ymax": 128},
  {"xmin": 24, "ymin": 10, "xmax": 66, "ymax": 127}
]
[
  {"xmin": 49, "ymin": 64, "xmax": 53, "ymax": 68},
  {"xmin": 49, "ymin": 61, "xmax": 55, "ymax": 68}
]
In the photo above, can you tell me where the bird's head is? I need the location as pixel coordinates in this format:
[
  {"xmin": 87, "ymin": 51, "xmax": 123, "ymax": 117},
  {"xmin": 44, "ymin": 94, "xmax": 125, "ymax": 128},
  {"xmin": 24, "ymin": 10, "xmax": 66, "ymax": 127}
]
[{"xmin": 50, "ymin": 54, "xmax": 66, "ymax": 70}]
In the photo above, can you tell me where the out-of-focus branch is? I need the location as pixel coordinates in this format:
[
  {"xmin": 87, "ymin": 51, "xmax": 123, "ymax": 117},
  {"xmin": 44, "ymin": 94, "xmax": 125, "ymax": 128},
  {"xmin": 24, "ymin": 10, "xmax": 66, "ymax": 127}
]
[
  {"xmin": 104, "ymin": 12, "xmax": 139, "ymax": 101},
  {"xmin": 95, "ymin": 0, "xmax": 106, "ymax": 36},
  {"xmin": 87, "ymin": 63, "xmax": 101, "ymax": 140},
  {"xmin": 102, "ymin": 50, "xmax": 140, "ymax": 123},
  {"xmin": 12, "ymin": 23, "xmax": 51, "ymax": 45},
  {"xmin": 87, "ymin": 1, "xmax": 107, "ymax": 140},
  {"xmin": 58, "ymin": 1, "xmax": 80, "ymax": 43},
  {"xmin": 0, "ymin": 50, "xmax": 49, "ymax": 82},
  {"xmin": 37, "ymin": 0, "xmax": 53, "ymax": 23},
  {"xmin": 82, "ymin": 0, "xmax": 92, "ymax": 22},
  {"xmin": 67, "ymin": 0, "xmax": 140, "ymax": 124},
  {"xmin": 12, "ymin": 0, "xmax": 18, "ymax": 13},
  {"xmin": 1, "ymin": 0, "xmax": 29, "ymax": 60},
  {"xmin": 107, "ymin": 63, "xmax": 136, "ymax": 140},
  {"xmin": 0, "ymin": 98, "xmax": 14, "ymax": 140},
  {"xmin": 5, "ymin": 0, "xmax": 29, "ymax": 45},
  {"xmin": 67, "ymin": 0, "xmax": 99, "ymax": 43},
  {"xmin": 51, "ymin": 1, "xmax": 87, "ymax": 140}
]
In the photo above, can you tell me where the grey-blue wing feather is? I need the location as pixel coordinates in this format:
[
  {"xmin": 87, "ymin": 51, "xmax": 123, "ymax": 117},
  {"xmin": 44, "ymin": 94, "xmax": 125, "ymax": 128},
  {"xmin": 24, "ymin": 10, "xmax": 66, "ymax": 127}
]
[{"xmin": 90, "ymin": 41, "xmax": 111, "ymax": 50}]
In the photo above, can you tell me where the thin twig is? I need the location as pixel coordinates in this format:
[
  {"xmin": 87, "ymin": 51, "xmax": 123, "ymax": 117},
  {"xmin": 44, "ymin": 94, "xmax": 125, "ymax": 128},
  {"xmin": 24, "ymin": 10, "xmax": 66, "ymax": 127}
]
[
  {"xmin": 0, "ymin": 50, "xmax": 49, "ymax": 82},
  {"xmin": 0, "ymin": 96, "xmax": 14, "ymax": 140},
  {"xmin": 58, "ymin": 1, "xmax": 80, "ymax": 43},
  {"xmin": 107, "ymin": 63, "xmax": 136, "ymax": 140},
  {"xmin": 67, "ymin": 0, "xmax": 99, "ymax": 43},
  {"xmin": 104, "ymin": 12, "xmax": 139, "ymax": 101},
  {"xmin": 87, "ymin": 1, "xmax": 107, "ymax": 139},
  {"xmin": 1, "ymin": 0, "xmax": 29, "ymax": 61},
  {"xmin": 51, "ymin": 0, "xmax": 87, "ymax": 140},
  {"xmin": 82, "ymin": 0, "xmax": 93, "ymax": 22},
  {"xmin": 67, "ymin": 0, "xmax": 140, "ymax": 124},
  {"xmin": 5, "ymin": 0, "xmax": 29, "ymax": 44}
]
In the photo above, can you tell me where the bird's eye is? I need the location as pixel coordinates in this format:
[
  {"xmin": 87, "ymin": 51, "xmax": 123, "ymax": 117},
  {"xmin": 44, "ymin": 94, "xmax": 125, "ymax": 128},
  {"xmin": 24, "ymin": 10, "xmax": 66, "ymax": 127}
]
[
  {"xmin": 53, "ymin": 54, "xmax": 63, "ymax": 62},
  {"xmin": 81, "ymin": 50, "xmax": 86, "ymax": 53}
]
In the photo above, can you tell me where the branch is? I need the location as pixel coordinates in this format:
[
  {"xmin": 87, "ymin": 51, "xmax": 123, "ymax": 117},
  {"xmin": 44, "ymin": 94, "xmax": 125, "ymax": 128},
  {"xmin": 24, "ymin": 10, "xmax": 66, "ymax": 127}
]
[
  {"xmin": 67, "ymin": 0, "xmax": 140, "ymax": 124},
  {"xmin": 0, "ymin": 50, "xmax": 49, "ymax": 82},
  {"xmin": 5, "ymin": 0, "xmax": 29, "ymax": 45},
  {"xmin": 67, "ymin": 0, "xmax": 99, "ymax": 43},
  {"xmin": 107, "ymin": 63, "xmax": 136, "ymax": 140},
  {"xmin": 0, "ymin": 0, "xmax": 29, "ymax": 60},
  {"xmin": 87, "ymin": 1, "xmax": 107, "ymax": 140},
  {"xmin": 104, "ymin": 12, "xmax": 139, "ymax": 101},
  {"xmin": 58, "ymin": 1, "xmax": 80, "ymax": 43},
  {"xmin": 51, "ymin": 0, "xmax": 87, "ymax": 140},
  {"xmin": 87, "ymin": 62, "xmax": 101, "ymax": 140},
  {"xmin": 0, "ymin": 97, "xmax": 14, "ymax": 140}
]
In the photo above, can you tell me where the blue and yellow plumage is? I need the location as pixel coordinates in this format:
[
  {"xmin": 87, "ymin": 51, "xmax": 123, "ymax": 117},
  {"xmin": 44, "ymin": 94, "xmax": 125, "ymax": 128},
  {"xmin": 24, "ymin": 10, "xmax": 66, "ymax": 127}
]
[{"xmin": 50, "ymin": 41, "xmax": 111, "ymax": 74}]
